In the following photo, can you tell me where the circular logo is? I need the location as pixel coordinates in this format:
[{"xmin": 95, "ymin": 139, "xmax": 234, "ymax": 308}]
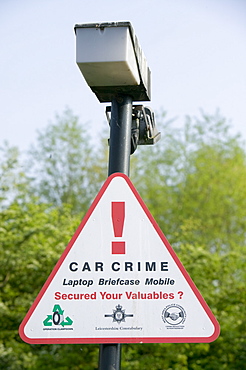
[
  {"xmin": 162, "ymin": 304, "xmax": 186, "ymax": 326},
  {"xmin": 114, "ymin": 309, "xmax": 124, "ymax": 323}
]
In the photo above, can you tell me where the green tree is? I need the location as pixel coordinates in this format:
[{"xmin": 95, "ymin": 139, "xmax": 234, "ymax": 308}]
[
  {"xmin": 0, "ymin": 198, "xmax": 100, "ymax": 369},
  {"xmin": 27, "ymin": 108, "xmax": 106, "ymax": 215},
  {"xmin": 132, "ymin": 111, "xmax": 246, "ymax": 250},
  {"xmin": 0, "ymin": 142, "xmax": 30, "ymax": 208},
  {"xmin": 127, "ymin": 111, "xmax": 246, "ymax": 369},
  {"xmin": 0, "ymin": 109, "xmax": 245, "ymax": 369}
]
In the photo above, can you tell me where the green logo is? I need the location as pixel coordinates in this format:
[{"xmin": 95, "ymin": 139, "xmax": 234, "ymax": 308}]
[{"xmin": 43, "ymin": 305, "xmax": 73, "ymax": 327}]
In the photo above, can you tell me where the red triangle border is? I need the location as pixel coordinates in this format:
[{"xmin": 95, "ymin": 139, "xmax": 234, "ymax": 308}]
[{"xmin": 19, "ymin": 173, "xmax": 220, "ymax": 344}]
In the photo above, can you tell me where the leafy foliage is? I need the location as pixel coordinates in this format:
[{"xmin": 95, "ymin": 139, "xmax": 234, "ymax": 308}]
[
  {"xmin": 27, "ymin": 108, "xmax": 107, "ymax": 214},
  {"xmin": 0, "ymin": 109, "xmax": 245, "ymax": 369},
  {"xmin": 0, "ymin": 142, "xmax": 30, "ymax": 208}
]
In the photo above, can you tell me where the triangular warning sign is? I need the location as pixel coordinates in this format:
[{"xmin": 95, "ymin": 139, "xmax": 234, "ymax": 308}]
[{"xmin": 19, "ymin": 173, "xmax": 220, "ymax": 344}]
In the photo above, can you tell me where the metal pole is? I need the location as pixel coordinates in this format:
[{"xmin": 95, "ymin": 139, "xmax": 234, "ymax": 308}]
[
  {"xmin": 99, "ymin": 95, "xmax": 132, "ymax": 370},
  {"xmin": 108, "ymin": 95, "xmax": 133, "ymax": 177},
  {"xmin": 99, "ymin": 343, "xmax": 122, "ymax": 370}
]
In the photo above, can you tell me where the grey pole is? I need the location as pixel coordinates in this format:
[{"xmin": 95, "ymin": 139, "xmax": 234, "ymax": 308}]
[{"xmin": 99, "ymin": 94, "xmax": 132, "ymax": 370}]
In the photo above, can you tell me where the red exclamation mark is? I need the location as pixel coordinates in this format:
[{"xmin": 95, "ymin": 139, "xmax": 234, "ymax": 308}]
[{"xmin": 111, "ymin": 202, "xmax": 125, "ymax": 254}]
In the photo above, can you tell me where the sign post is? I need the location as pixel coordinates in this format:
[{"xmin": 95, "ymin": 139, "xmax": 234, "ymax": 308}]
[
  {"xmin": 100, "ymin": 95, "xmax": 132, "ymax": 369},
  {"xmin": 19, "ymin": 22, "xmax": 219, "ymax": 370}
]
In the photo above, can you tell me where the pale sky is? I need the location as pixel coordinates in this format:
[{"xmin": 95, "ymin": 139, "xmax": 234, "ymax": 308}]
[{"xmin": 1, "ymin": 0, "xmax": 246, "ymax": 152}]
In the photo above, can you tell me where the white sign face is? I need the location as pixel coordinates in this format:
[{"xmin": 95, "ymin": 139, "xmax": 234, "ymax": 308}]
[{"xmin": 19, "ymin": 173, "xmax": 220, "ymax": 344}]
